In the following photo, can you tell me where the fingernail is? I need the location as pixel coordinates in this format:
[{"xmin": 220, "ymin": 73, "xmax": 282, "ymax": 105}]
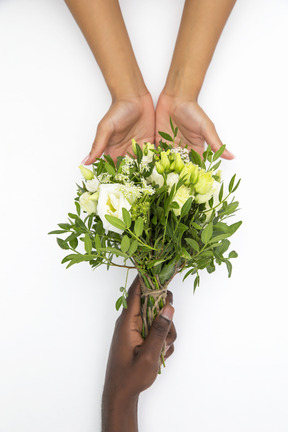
[
  {"xmin": 225, "ymin": 149, "xmax": 235, "ymax": 159},
  {"xmin": 81, "ymin": 154, "xmax": 90, "ymax": 165},
  {"xmin": 165, "ymin": 344, "xmax": 171, "ymax": 354},
  {"xmin": 161, "ymin": 305, "xmax": 174, "ymax": 322}
]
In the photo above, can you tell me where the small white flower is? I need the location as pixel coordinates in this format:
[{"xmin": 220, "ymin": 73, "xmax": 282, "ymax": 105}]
[
  {"xmin": 79, "ymin": 192, "xmax": 98, "ymax": 215},
  {"xmin": 170, "ymin": 147, "xmax": 190, "ymax": 164},
  {"xmin": 97, "ymin": 184, "xmax": 132, "ymax": 234},
  {"xmin": 98, "ymin": 173, "xmax": 112, "ymax": 184},
  {"xmin": 147, "ymin": 167, "xmax": 164, "ymax": 188},
  {"xmin": 86, "ymin": 178, "xmax": 99, "ymax": 193}
]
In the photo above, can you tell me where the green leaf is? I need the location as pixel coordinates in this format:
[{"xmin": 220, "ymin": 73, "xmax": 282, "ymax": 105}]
[
  {"xmin": 58, "ymin": 223, "xmax": 71, "ymax": 230},
  {"xmin": 229, "ymin": 174, "xmax": 236, "ymax": 193},
  {"xmin": 105, "ymin": 215, "xmax": 126, "ymax": 231},
  {"xmin": 135, "ymin": 143, "xmax": 143, "ymax": 164},
  {"xmin": 75, "ymin": 201, "xmax": 81, "ymax": 216},
  {"xmin": 228, "ymin": 221, "xmax": 242, "ymax": 234},
  {"xmin": 193, "ymin": 275, "xmax": 200, "ymax": 293},
  {"xmin": 158, "ymin": 131, "xmax": 173, "ymax": 141},
  {"xmin": 84, "ymin": 233, "xmax": 92, "ymax": 254},
  {"xmin": 181, "ymin": 197, "xmax": 193, "ymax": 218},
  {"xmin": 134, "ymin": 217, "xmax": 144, "ymax": 237},
  {"xmin": 48, "ymin": 230, "xmax": 67, "ymax": 235},
  {"xmin": 211, "ymin": 160, "xmax": 222, "ymax": 172},
  {"xmin": 218, "ymin": 201, "xmax": 239, "ymax": 217},
  {"xmin": 218, "ymin": 183, "xmax": 224, "ymax": 202},
  {"xmin": 229, "ymin": 250, "xmax": 238, "ymax": 259},
  {"xmin": 201, "ymin": 222, "xmax": 213, "ymax": 244},
  {"xmin": 115, "ymin": 296, "xmax": 123, "ymax": 311},
  {"xmin": 105, "ymin": 162, "xmax": 115, "ymax": 176},
  {"xmin": 69, "ymin": 237, "xmax": 78, "ymax": 249},
  {"xmin": 181, "ymin": 249, "xmax": 193, "ymax": 260},
  {"xmin": 226, "ymin": 260, "xmax": 233, "ymax": 277},
  {"xmin": 68, "ymin": 213, "xmax": 79, "ymax": 220},
  {"xmin": 122, "ymin": 297, "xmax": 128, "ymax": 309},
  {"xmin": 185, "ymin": 237, "xmax": 200, "ymax": 252},
  {"xmin": 95, "ymin": 234, "xmax": 101, "ymax": 252},
  {"xmin": 170, "ymin": 117, "xmax": 175, "ymax": 134},
  {"xmin": 159, "ymin": 262, "xmax": 176, "ymax": 285},
  {"xmin": 57, "ymin": 238, "xmax": 70, "ymax": 250},
  {"xmin": 101, "ymin": 247, "xmax": 128, "ymax": 258},
  {"xmin": 213, "ymin": 145, "xmax": 226, "ymax": 161},
  {"xmin": 190, "ymin": 148, "xmax": 202, "ymax": 166},
  {"xmin": 122, "ymin": 208, "xmax": 131, "ymax": 229},
  {"xmin": 215, "ymin": 239, "xmax": 230, "ymax": 254},
  {"xmin": 232, "ymin": 178, "xmax": 241, "ymax": 193},
  {"xmin": 170, "ymin": 201, "xmax": 180, "ymax": 209},
  {"xmin": 191, "ymin": 222, "xmax": 202, "ymax": 230},
  {"xmin": 128, "ymin": 239, "xmax": 138, "ymax": 255},
  {"xmin": 121, "ymin": 235, "xmax": 130, "ymax": 253},
  {"xmin": 209, "ymin": 233, "xmax": 231, "ymax": 243}
]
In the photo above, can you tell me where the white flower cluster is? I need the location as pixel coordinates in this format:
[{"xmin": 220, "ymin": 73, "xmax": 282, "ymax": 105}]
[
  {"xmin": 121, "ymin": 156, "xmax": 135, "ymax": 175},
  {"xmin": 170, "ymin": 146, "xmax": 190, "ymax": 164},
  {"xmin": 78, "ymin": 163, "xmax": 155, "ymax": 235}
]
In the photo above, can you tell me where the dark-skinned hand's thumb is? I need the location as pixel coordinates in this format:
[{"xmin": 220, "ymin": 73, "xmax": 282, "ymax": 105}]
[{"xmin": 142, "ymin": 305, "xmax": 174, "ymax": 360}]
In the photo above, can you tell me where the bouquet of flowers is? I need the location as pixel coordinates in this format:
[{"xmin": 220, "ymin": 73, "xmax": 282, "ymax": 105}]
[{"xmin": 50, "ymin": 123, "xmax": 241, "ymax": 356}]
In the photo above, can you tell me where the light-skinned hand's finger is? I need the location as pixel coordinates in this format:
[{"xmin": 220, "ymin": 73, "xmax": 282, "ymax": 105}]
[
  {"xmin": 82, "ymin": 121, "xmax": 113, "ymax": 165},
  {"xmin": 203, "ymin": 123, "xmax": 234, "ymax": 160}
]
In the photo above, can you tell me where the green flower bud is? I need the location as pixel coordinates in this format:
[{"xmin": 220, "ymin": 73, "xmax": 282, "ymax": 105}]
[
  {"xmin": 174, "ymin": 153, "xmax": 185, "ymax": 173},
  {"xmin": 155, "ymin": 161, "xmax": 165, "ymax": 174},
  {"xmin": 160, "ymin": 151, "xmax": 171, "ymax": 172},
  {"xmin": 131, "ymin": 138, "xmax": 137, "ymax": 155},
  {"xmin": 79, "ymin": 165, "xmax": 94, "ymax": 180},
  {"xmin": 194, "ymin": 170, "xmax": 214, "ymax": 194},
  {"xmin": 143, "ymin": 142, "xmax": 154, "ymax": 156}
]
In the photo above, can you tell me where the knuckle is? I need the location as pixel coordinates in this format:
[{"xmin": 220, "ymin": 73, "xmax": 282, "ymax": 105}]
[{"xmin": 151, "ymin": 317, "xmax": 169, "ymax": 338}]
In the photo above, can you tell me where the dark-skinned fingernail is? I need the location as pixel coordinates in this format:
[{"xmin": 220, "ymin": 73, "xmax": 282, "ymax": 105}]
[{"xmin": 160, "ymin": 305, "xmax": 174, "ymax": 322}]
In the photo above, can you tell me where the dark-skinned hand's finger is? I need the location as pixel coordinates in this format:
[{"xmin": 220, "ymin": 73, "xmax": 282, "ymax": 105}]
[
  {"xmin": 165, "ymin": 344, "xmax": 175, "ymax": 360},
  {"xmin": 122, "ymin": 275, "xmax": 141, "ymax": 318},
  {"xmin": 166, "ymin": 321, "xmax": 177, "ymax": 346},
  {"xmin": 142, "ymin": 305, "xmax": 174, "ymax": 360},
  {"xmin": 166, "ymin": 290, "xmax": 173, "ymax": 305}
]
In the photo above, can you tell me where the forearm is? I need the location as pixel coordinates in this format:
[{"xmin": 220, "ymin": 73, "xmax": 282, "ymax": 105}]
[
  {"xmin": 164, "ymin": 0, "xmax": 237, "ymax": 99},
  {"xmin": 102, "ymin": 391, "xmax": 139, "ymax": 432},
  {"xmin": 64, "ymin": 0, "xmax": 147, "ymax": 100}
]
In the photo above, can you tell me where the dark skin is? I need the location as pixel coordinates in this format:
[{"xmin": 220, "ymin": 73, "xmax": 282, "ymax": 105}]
[{"xmin": 102, "ymin": 276, "xmax": 176, "ymax": 432}]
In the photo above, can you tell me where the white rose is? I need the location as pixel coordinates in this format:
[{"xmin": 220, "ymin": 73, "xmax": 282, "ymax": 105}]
[
  {"xmin": 195, "ymin": 180, "xmax": 220, "ymax": 204},
  {"xmin": 166, "ymin": 172, "xmax": 179, "ymax": 190},
  {"xmin": 147, "ymin": 167, "xmax": 164, "ymax": 188},
  {"xmin": 86, "ymin": 178, "xmax": 100, "ymax": 193},
  {"xmin": 173, "ymin": 185, "xmax": 191, "ymax": 216},
  {"xmin": 97, "ymin": 184, "xmax": 131, "ymax": 234},
  {"xmin": 203, "ymin": 181, "xmax": 223, "ymax": 221},
  {"xmin": 79, "ymin": 192, "xmax": 98, "ymax": 215},
  {"xmin": 142, "ymin": 142, "xmax": 155, "ymax": 164}
]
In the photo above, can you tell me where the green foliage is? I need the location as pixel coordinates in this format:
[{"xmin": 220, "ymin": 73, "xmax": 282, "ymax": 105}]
[{"xmin": 50, "ymin": 123, "xmax": 242, "ymax": 308}]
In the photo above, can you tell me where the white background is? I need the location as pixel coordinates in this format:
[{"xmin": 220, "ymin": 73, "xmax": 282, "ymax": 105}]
[{"xmin": 0, "ymin": 0, "xmax": 288, "ymax": 431}]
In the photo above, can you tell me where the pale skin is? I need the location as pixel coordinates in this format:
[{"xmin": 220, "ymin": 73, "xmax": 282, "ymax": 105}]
[
  {"xmin": 63, "ymin": 0, "xmax": 237, "ymax": 428},
  {"xmin": 64, "ymin": 0, "xmax": 236, "ymax": 163}
]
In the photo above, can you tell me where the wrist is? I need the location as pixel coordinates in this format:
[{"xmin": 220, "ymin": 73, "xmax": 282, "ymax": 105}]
[
  {"xmin": 102, "ymin": 390, "xmax": 139, "ymax": 432},
  {"xmin": 109, "ymin": 70, "xmax": 149, "ymax": 103},
  {"xmin": 163, "ymin": 67, "xmax": 202, "ymax": 102}
]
